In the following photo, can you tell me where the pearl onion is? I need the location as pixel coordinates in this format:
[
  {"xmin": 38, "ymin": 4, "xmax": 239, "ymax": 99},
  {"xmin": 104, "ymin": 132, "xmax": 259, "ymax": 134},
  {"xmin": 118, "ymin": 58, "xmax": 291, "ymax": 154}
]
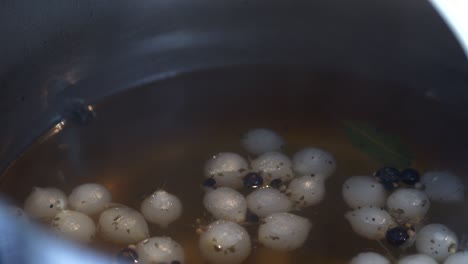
[
  {"xmin": 386, "ymin": 188, "xmax": 430, "ymax": 224},
  {"xmin": 345, "ymin": 206, "xmax": 396, "ymax": 240},
  {"xmin": 68, "ymin": 183, "xmax": 112, "ymax": 215},
  {"xmin": 444, "ymin": 252, "xmax": 468, "ymax": 264},
  {"xmin": 421, "ymin": 171, "xmax": 464, "ymax": 203},
  {"xmin": 51, "ymin": 210, "xmax": 96, "ymax": 243},
  {"xmin": 98, "ymin": 206, "xmax": 149, "ymax": 244},
  {"xmin": 203, "ymin": 187, "xmax": 246, "ymax": 223},
  {"xmin": 292, "ymin": 148, "xmax": 336, "ymax": 179},
  {"xmin": 204, "ymin": 152, "xmax": 249, "ymax": 189},
  {"xmin": 258, "ymin": 212, "xmax": 312, "ymax": 251},
  {"xmin": 350, "ymin": 252, "xmax": 390, "ymax": 264},
  {"xmin": 342, "ymin": 176, "xmax": 387, "ymax": 209},
  {"xmin": 199, "ymin": 220, "xmax": 251, "ymax": 264},
  {"xmin": 398, "ymin": 254, "xmax": 438, "ymax": 264},
  {"xmin": 241, "ymin": 128, "xmax": 285, "ymax": 156},
  {"xmin": 141, "ymin": 190, "xmax": 182, "ymax": 228},
  {"xmin": 136, "ymin": 237, "xmax": 185, "ymax": 264},
  {"xmin": 24, "ymin": 187, "xmax": 67, "ymax": 221},
  {"xmin": 246, "ymin": 188, "xmax": 292, "ymax": 218},
  {"xmin": 287, "ymin": 175, "xmax": 326, "ymax": 208},
  {"xmin": 415, "ymin": 224, "xmax": 458, "ymax": 262},
  {"xmin": 251, "ymin": 152, "xmax": 294, "ymax": 183}
]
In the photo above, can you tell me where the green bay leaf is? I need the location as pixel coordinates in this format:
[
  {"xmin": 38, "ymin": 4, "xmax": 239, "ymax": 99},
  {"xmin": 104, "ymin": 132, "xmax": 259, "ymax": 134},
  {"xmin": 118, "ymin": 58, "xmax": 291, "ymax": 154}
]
[{"xmin": 344, "ymin": 121, "xmax": 413, "ymax": 169}]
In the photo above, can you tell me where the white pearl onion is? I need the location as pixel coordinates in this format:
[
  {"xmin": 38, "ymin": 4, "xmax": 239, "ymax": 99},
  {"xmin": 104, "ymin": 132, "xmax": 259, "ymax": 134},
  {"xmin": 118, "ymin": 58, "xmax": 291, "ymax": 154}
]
[
  {"xmin": 350, "ymin": 252, "xmax": 390, "ymax": 264},
  {"xmin": 398, "ymin": 254, "xmax": 438, "ymax": 264},
  {"xmin": 386, "ymin": 188, "xmax": 430, "ymax": 224},
  {"xmin": 258, "ymin": 212, "xmax": 312, "ymax": 251},
  {"xmin": 241, "ymin": 128, "xmax": 285, "ymax": 156},
  {"xmin": 51, "ymin": 210, "xmax": 96, "ymax": 243},
  {"xmin": 287, "ymin": 175, "xmax": 326, "ymax": 208},
  {"xmin": 199, "ymin": 220, "xmax": 251, "ymax": 264},
  {"xmin": 203, "ymin": 187, "xmax": 246, "ymax": 223},
  {"xmin": 246, "ymin": 188, "xmax": 292, "ymax": 218},
  {"xmin": 415, "ymin": 224, "xmax": 458, "ymax": 262},
  {"xmin": 141, "ymin": 190, "xmax": 182, "ymax": 228},
  {"xmin": 292, "ymin": 148, "xmax": 336, "ymax": 179},
  {"xmin": 345, "ymin": 206, "xmax": 396, "ymax": 240},
  {"xmin": 251, "ymin": 152, "xmax": 294, "ymax": 183},
  {"xmin": 204, "ymin": 152, "xmax": 249, "ymax": 189},
  {"xmin": 24, "ymin": 187, "xmax": 67, "ymax": 221},
  {"xmin": 136, "ymin": 237, "xmax": 185, "ymax": 264},
  {"xmin": 98, "ymin": 206, "xmax": 149, "ymax": 244},
  {"xmin": 444, "ymin": 252, "xmax": 468, "ymax": 264},
  {"xmin": 421, "ymin": 171, "xmax": 464, "ymax": 203},
  {"xmin": 342, "ymin": 176, "xmax": 386, "ymax": 209},
  {"xmin": 68, "ymin": 183, "xmax": 112, "ymax": 216}
]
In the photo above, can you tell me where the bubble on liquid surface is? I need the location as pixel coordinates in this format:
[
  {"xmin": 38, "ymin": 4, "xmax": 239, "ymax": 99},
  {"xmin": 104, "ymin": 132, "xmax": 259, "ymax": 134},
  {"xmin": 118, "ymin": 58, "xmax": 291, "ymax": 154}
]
[
  {"xmin": 204, "ymin": 152, "xmax": 249, "ymax": 189},
  {"xmin": 199, "ymin": 220, "xmax": 251, "ymax": 264},
  {"xmin": 342, "ymin": 176, "xmax": 386, "ymax": 209},
  {"xmin": 292, "ymin": 148, "xmax": 336, "ymax": 179},
  {"xmin": 258, "ymin": 212, "xmax": 312, "ymax": 251},
  {"xmin": 203, "ymin": 187, "xmax": 247, "ymax": 223},
  {"xmin": 350, "ymin": 252, "xmax": 390, "ymax": 264},
  {"xmin": 241, "ymin": 128, "xmax": 285, "ymax": 156}
]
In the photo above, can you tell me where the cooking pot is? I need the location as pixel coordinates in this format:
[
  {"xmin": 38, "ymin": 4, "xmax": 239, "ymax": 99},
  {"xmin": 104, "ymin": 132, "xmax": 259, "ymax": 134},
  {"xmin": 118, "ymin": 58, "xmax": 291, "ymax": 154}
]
[{"xmin": 0, "ymin": 0, "xmax": 467, "ymax": 263}]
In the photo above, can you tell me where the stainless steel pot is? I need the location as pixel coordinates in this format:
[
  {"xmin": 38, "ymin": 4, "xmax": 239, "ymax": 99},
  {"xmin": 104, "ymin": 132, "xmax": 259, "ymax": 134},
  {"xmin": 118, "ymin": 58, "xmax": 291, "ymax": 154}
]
[{"xmin": 0, "ymin": 0, "xmax": 467, "ymax": 263}]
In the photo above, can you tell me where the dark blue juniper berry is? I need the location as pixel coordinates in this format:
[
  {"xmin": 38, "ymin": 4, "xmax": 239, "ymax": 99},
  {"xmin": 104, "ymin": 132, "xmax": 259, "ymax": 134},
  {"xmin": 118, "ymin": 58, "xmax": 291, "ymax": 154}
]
[
  {"xmin": 202, "ymin": 178, "xmax": 217, "ymax": 188},
  {"xmin": 243, "ymin": 172, "xmax": 263, "ymax": 189},
  {"xmin": 386, "ymin": 227, "xmax": 410, "ymax": 247},
  {"xmin": 116, "ymin": 248, "xmax": 138, "ymax": 263},
  {"xmin": 374, "ymin": 167, "xmax": 400, "ymax": 190},
  {"xmin": 269, "ymin": 178, "xmax": 283, "ymax": 189},
  {"xmin": 400, "ymin": 168, "xmax": 420, "ymax": 186}
]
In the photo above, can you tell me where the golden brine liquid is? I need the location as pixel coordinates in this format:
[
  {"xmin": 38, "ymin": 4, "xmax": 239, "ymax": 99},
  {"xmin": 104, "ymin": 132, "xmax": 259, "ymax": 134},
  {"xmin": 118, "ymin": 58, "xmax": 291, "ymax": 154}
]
[{"xmin": 1, "ymin": 65, "xmax": 467, "ymax": 263}]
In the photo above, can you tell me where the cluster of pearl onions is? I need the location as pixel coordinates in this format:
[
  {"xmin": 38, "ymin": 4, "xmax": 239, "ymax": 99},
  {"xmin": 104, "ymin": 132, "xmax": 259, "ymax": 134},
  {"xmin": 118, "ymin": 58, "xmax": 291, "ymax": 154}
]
[
  {"xmin": 199, "ymin": 128, "xmax": 335, "ymax": 263},
  {"xmin": 342, "ymin": 174, "xmax": 432, "ymax": 240},
  {"xmin": 344, "ymin": 169, "xmax": 464, "ymax": 263},
  {"xmin": 23, "ymin": 184, "xmax": 112, "ymax": 244},
  {"xmin": 135, "ymin": 236, "xmax": 184, "ymax": 264}
]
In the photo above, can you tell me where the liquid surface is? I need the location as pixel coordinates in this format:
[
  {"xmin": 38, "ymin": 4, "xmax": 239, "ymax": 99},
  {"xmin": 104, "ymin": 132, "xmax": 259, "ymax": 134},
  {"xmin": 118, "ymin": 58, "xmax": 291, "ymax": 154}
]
[{"xmin": 1, "ymin": 66, "xmax": 468, "ymax": 263}]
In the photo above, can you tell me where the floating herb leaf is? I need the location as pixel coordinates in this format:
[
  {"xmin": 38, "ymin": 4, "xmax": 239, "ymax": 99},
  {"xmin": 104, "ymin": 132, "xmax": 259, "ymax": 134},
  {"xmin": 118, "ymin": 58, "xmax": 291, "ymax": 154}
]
[{"xmin": 344, "ymin": 121, "xmax": 413, "ymax": 169}]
